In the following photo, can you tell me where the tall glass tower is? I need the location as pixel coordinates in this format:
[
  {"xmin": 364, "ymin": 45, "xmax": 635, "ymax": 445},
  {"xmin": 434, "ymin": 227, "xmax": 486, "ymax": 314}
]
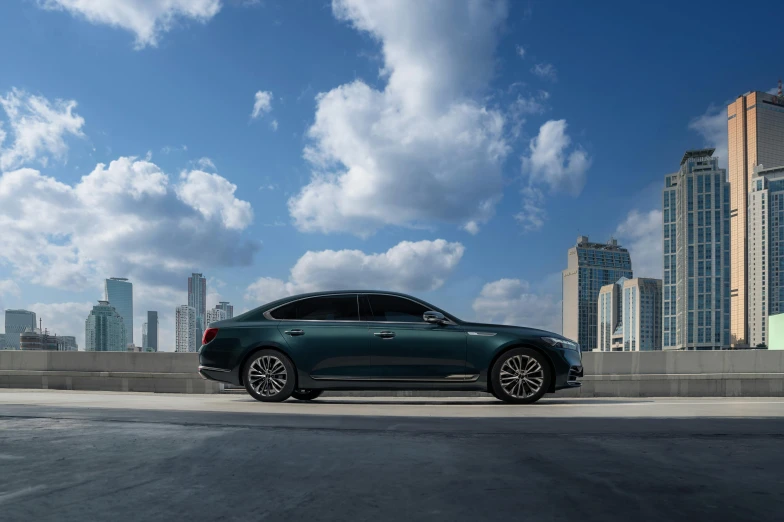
[
  {"xmin": 146, "ymin": 311, "xmax": 158, "ymax": 352},
  {"xmin": 4, "ymin": 309, "xmax": 37, "ymax": 350},
  {"xmin": 562, "ymin": 236, "xmax": 633, "ymax": 350},
  {"xmin": 663, "ymin": 149, "xmax": 730, "ymax": 350},
  {"xmin": 188, "ymin": 273, "xmax": 207, "ymax": 334},
  {"xmin": 85, "ymin": 301, "xmax": 127, "ymax": 352},
  {"xmin": 105, "ymin": 278, "xmax": 133, "ymax": 347}
]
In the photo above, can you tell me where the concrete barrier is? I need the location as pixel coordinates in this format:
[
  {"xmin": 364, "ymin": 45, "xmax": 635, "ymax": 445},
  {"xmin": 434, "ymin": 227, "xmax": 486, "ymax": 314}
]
[
  {"xmin": 0, "ymin": 351, "xmax": 222, "ymax": 394},
  {"xmin": 1, "ymin": 350, "xmax": 783, "ymax": 396}
]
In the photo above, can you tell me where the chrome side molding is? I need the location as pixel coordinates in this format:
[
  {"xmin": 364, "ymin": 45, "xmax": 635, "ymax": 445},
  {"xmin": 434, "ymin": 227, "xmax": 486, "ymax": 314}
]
[{"xmin": 467, "ymin": 332, "xmax": 497, "ymax": 336}]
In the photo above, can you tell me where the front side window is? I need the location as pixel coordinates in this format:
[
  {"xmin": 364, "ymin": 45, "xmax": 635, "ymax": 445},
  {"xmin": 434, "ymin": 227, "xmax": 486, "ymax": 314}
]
[
  {"xmin": 270, "ymin": 295, "xmax": 359, "ymax": 321},
  {"xmin": 364, "ymin": 294, "xmax": 429, "ymax": 322}
]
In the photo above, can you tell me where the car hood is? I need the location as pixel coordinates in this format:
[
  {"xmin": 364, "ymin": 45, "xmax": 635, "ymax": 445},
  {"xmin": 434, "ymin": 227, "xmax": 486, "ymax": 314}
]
[{"xmin": 459, "ymin": 322, "xmax": 566, "ymax": 341}]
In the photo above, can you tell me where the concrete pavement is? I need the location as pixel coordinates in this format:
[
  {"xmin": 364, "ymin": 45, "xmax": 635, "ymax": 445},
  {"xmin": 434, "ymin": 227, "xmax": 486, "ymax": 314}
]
[{"xmin": 1, "ymin": 391, "xmax": 783, "ymax": 521}]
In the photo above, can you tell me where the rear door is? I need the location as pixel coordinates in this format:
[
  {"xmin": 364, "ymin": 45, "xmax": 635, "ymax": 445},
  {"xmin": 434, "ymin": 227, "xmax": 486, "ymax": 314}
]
[
  {"xmin": 273, "ymin": 294, "xmax": 373, "ymax": 379},
  {"xmin": 362, "ymin": 294, "xmax": 467, "ymax": 380}
]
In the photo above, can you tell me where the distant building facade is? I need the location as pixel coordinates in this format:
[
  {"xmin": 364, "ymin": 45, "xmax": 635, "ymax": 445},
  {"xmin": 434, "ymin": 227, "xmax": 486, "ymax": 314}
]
[
  {"xmin": 748, "ymin": 165, "xmax": 784, "ymax": 346},
  {"xmin": 105, "ymin": 278, "xmax": 133, "ymax": 347},
  {"xmin": 188, "ymin": 273, "xmax": 207, "ymax": 334},
  {"xmin": 0, "ymin": 333, "xmax": 5, "ymax": 349},
  {"xmin": 216, "ymin": 301, "xmax": 234, "ymax": 319},
  {"xmin": 176, "ymin": 305, "xmax": 198, "ymax": 353},
  {"xmin": 4, "ymin": 309, "xmax": 37, "ymax": 350},
  {"xmin": 206, "ymin": 307, "xmax": 227, "ymax": 327},
  {"xmin": 85, "ymin": 301, "xmax": 127, "ymax": 352},
  {"xmin": 598, "ymin": 278, "xmax": 662, "ymax": 351},
  {"xmin": 146, "ymin": 311, "xmax": 159, "ymax": 352},
  {"xmin": 57, "ymin": 336, "xmax": 78, "ymax": 351},
  {"xmin": 727, "ymin": 88, "xmax": 784, "ymax": 346},
  {"xmin": 563, "ymin": 236, "xmax": 633, "ymax": 350},
  {"xmin": 663, "ymin": 149, "xmax": 730, "ymax": 350}
]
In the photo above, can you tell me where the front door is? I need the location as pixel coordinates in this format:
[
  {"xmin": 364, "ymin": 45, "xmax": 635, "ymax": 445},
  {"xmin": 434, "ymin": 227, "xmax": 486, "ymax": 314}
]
[
  {"xmin": 362, "ymin": 294, "xmax": 467, "ymax": 380},
  {"xmin": 274, "ymin": 294, "xmax": 373, "ymax": 379}
]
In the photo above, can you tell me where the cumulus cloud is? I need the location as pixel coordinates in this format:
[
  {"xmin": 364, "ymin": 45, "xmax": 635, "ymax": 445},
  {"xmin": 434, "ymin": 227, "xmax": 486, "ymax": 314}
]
[
  {"xmin": 472, "ymin": 278, "xmax": 561, "ymax": 333},
  {"xmin": 251, "ymin": 91, "xmax": 273, "ymax": 119},
  {"xmin": 288, "ymin": 0, "xmax": 510, "ymax": 236},
  {"xmin": 515, "ymin": 45, "xmax": 525, "ymax": 58},
  {"xmin": 689, "ymin": 105, "xmax": 727, "ymax": 169},
  {"xmin": 517, "ymin": 119, "xmax": 590, "ymax": 231},
  {"xmin": 245, "ymin": 239, "xmax": 465, "ymax": 304},
  {"xmin": 531, "ymin": 63, "xmax": 557, "ymax": 82},
  {"xmin": 27, "ymin": 301, "xmax": 94, "ymax": 349},
  {"xmin": 0, "ymin": 88, "xmax": 85, "ymax": 171},
  {"xmin": 37, "ymin": 0, "xmax": 222, "ymax": 49},
  {"xmin": 614, "ymin": 209, "xmax": 663, "ymax": 279},
  {"xmin": 0, "ymin": 279, "xmax": 21, "ymax": 297},
  {"xmin": 0, "ymin": 157, "xmax": 258, "ymax": 292}
]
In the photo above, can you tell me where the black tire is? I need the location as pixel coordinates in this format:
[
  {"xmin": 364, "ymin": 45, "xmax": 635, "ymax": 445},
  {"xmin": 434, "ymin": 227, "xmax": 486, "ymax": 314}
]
[
  {"xmin": 490, "ymin": 347, "xmax": 551, "ymax": 404},
  {"xmin": 291, "ymin": 389, "xmax": 323, "ymax": 401},
  {"xmin": 243, "ymin": 349, "xmax": 296, "ymax": 402}
]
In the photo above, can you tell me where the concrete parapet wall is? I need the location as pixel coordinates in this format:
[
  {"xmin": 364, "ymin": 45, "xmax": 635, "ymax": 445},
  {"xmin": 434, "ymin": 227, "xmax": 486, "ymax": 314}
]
[{"xmin": 1, "ymin": 350, "xmax": 783, "ymax": 396}]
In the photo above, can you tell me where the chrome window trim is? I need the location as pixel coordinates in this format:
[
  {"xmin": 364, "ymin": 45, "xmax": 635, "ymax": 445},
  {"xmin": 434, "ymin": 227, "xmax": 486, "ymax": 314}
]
[{"xmin": 363, "ymin": 293, "xmax": 458, "ymax": 325}]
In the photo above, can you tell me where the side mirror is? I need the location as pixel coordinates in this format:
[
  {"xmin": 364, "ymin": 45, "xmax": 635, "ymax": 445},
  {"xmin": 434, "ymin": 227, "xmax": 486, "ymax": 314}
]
[{"xmin": 423, "ymin": 311, "xmax": 447, "ymax": 324}]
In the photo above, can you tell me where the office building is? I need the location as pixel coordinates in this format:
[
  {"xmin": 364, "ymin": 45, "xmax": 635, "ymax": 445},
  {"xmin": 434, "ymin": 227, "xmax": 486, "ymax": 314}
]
[
  {"xmin": 663, "ymin": 149, "xmax": 730, "ymax": 350},
  {"xmin": 142, "ymin": 322, "xmax": 148, "ymax": 350},
  {"xmin": 176, "ymin": 305, "xmax": 198, "ymax": 353},
  {"xmin": 85, "ymin": 301, "xmax": 127, "ymax": 352},
  {"xmin": 105, "ymin": 277, "xmax": 133, "ymax": 347},
  {"xmin": 188, "ymin": 273, "xmax": 207, "ymax": 334},
  {"xmin": 57, "ymin": 336, "xmax": 78, "ymax": 351},
  {"xmin": 206, "ymin": 307, "xmax": 227, "ymax": 326},
  {"xmin": 216, "ymin": 301, "xmax": 234, "ymax": 319},
  {"xmin": 598, "ymin": 278, "xmax": 662, "ymax": 351},
  {"xmin": 727, "ymin": 87, "xmax": 784, "ymax": 346},
  {"xmin": 146, "ymin": 311, "xmax": 159, "ymax": 352},
  {"xmin": 563, "ymin": 236, "xmax": 633, "ymax": 350},
  {"xmin": 4, "ymin": 309, "xmax": 37, "ymax": 350},
  {"xmin": 748, "ymin": 165, "xmax": 784, "ymax": 346},
  {"xmin": 0, "ymin": 333, "xmax": 5, "ymax": 349}
]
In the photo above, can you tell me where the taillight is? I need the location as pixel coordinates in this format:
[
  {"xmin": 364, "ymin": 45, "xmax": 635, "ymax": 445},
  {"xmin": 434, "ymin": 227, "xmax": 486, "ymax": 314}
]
[{"xmin": 202, "ymin": 328, "xmax": 219, "ymax": 345}]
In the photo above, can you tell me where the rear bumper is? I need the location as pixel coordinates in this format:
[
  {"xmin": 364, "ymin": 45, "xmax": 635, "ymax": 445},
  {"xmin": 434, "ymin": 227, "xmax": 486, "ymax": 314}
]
[{"xmin": 198, "ymin": 365, "xmax": 234, "ymax": 383}]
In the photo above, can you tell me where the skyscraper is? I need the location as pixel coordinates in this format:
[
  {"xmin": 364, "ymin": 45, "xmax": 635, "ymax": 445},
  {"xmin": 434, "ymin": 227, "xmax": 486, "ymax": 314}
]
[
  {"xmin": 727, "ymin": 88, "xmax": 784, "ymax": 346},
  {"xmin": 146, "ymin": 311, "xmax": 159, "ymax": 352},
  {"xmin": 85, "ymin": 301, "xmax": 127, "ymax": 352},
  {"xmin": 105, "ymin": 277, "xmax": 133, "ymax": 347},
  {"xmin": 4, "ymin": 309, "xmax": 37, "ymax": 350},
  {"xmin": 216, "ymin": 301, "xmax": 234, "ymax": 319},
  {"xmin": 142, "ymin": 322, "xmax": 148, "ymax": 350},
  {"xmin": 598, "ymin": 277, "xmax": 627, "ymax": 351},
  {"xmin": 175, "ymin": 305, "xmax": 198, "ymax": 353},
  {"xmin": 188, "ymin": 273, "xmax": 207, "ymax": 334},
  {"xmin": 598, "ymin": 277, "xmax": 662, "ymax": 351},
  {"xmin": 206, "ymin": 307, "xmax": 227, "ymax": 326},
  {"xmin": 562, "ymin": 236, "xmax": 633, "ymax": 350},
  {"xmin": 748, "ymin": 165, "xmax": 784, "ymax": 346},
  {"xmin": 663, "ymin": 149, "xmax": 730, "ymax": 350}
]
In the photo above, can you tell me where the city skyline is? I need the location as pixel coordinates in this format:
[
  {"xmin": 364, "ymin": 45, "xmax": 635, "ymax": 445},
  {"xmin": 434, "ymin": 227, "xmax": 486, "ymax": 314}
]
[{"xmin": 0, "ymin": 1, "xmax": 782, "ymax": 351}]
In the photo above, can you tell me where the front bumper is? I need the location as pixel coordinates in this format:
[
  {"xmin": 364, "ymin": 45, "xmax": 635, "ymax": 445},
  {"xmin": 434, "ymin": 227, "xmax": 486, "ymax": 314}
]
[{"xmin": 565, "ymin": 365, "xmax": 583, "ymax": 387}]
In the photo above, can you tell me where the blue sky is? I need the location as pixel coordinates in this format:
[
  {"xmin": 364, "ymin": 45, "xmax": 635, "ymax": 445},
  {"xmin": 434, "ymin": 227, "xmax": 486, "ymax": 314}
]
[{"xmin": 0, "ymin": 0, "xmax": 780, "ymax": 350}]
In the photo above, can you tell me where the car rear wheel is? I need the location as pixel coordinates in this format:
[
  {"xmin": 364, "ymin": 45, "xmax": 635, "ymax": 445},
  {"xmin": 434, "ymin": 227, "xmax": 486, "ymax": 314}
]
[
  {"xmin": 244, "ymin": 350, "xmax": 296, "ymax": 402},
  {"xmin": 291, "ymin": 389, "xmax": 323, "ymax": 401},
  {"xmin": 490, "ymin": 347, "xmax": 551, "ymax": 404}
]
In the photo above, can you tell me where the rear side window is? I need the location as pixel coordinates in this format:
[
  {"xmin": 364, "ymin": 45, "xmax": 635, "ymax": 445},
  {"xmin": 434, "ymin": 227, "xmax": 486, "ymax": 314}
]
[
  {"xmin": 365, "ymin": 294, "xmax": 429, "ymax": 322},
  {"xmin": 269, "ymin": 295, "xmax": 359, "ymax": 321}
]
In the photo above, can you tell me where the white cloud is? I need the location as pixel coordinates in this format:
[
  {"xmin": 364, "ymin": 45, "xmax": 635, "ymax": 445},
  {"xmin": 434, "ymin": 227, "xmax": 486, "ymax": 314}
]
[
  {"xmin": 27, "ymin": 301, "xmax": 94, "ymax": 349},
  {"xmin": 0, "ymin": 88, "xmax": 85, "ymax": 171},
  {"xmin": 288, "ymin": 0, "xmax": 510, "ymax": 237},
  {"xmin": 270, "ymin": 119, "xmax": 278, "ymax": 131},
  {"xmin": 37, "ymin": 0, "xmax": 222, "ymax": 49},
  {"xmin": 195, "ymin": 157, "xmax": 216, "ymax": 170},
  {"xmin": 0, "ymin": 279, "xmax": 21, "ymax": 297},
  {"xmin": 614, "ymin": 209, "xmax": 663, "ymax": 279},
  {"xmin": 518, "ymin": 119, "xmax": 591, "ymax": 231},
  {"xmin": 0, "ymin": 157, "xmax": 258, "ymax": 292},
  {"xmin": 251, "ymin": 90, "xmax": 273, "ymax": 119},
  {"xmin": 508, "ymin": 90, "xmax": 549, "ymax": 140},
  {"xmin": 689, "ymin": 105, "xmax": 727, "ymax": 169},
  {"xmin": 472, "ymin": 278, "xmax": 561, "ymax": 333},
  {"xmin": 245, "ymin": 239, "xmax": 464, "ymax": 304},
  {"xmin": 515, "ymin": 45, "xmax": 525, "ymax": 58},
  {"xmin": 531, "ymin": 63, "xmax": 557, "ymax": 82}
]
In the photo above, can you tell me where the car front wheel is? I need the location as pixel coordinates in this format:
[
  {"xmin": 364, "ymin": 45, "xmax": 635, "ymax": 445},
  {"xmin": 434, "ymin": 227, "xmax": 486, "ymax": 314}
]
[
  {"xmin": 490, "ymin": 347, "xmax": 551, "ymax": 404},
  {"xmin": 291, "ymin": 389, "xmax": 323, "ymax": 401},
  {"xmin": 244, "ymin": 350, "xmax": 296, "ymax": 402}
]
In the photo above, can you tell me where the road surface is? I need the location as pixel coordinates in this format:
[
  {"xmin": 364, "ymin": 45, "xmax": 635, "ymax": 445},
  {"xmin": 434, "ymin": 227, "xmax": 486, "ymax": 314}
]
[{"xmin": 1, "ymin": 391, "xmax": 783, "ymax": 521}]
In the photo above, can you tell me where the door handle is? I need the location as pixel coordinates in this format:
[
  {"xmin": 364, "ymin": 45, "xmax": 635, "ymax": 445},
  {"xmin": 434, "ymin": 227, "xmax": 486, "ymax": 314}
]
[
  {"xmin": 285, "ymin": 329, "xmax": 304, "ymax": 336},
  {"xmin": 373, "ymin": 331, "xmax": 395, "ymax": 339}
]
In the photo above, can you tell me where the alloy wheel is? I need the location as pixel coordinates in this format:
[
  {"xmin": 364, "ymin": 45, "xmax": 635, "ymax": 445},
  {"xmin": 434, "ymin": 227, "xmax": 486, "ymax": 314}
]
[
  {"xmin": 499, "ymin": 354, "xmax": 544, "ymax": 399},
  {"xmin": 248, "ymin": 355, "xmax": 287, "ymax": 397}
]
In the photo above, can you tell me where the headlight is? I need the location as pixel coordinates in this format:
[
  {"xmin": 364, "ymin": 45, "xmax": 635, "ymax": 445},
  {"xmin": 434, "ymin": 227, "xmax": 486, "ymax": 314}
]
[{"xmin": 542, "ymin": 336, "xmax": 580, "ymax": 351}]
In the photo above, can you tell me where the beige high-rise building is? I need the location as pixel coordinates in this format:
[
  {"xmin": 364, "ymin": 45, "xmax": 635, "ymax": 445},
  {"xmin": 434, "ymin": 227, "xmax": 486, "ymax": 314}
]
[{"xmin": 727, "ymin": 88, "xmax": 784, "ymax": 346}]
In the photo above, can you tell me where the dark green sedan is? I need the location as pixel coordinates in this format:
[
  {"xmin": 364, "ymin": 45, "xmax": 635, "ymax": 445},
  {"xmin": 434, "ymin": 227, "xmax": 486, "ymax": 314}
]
[{"xmin": 198, "ymin": 291, "xmax": 583, "ymax": 404}]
